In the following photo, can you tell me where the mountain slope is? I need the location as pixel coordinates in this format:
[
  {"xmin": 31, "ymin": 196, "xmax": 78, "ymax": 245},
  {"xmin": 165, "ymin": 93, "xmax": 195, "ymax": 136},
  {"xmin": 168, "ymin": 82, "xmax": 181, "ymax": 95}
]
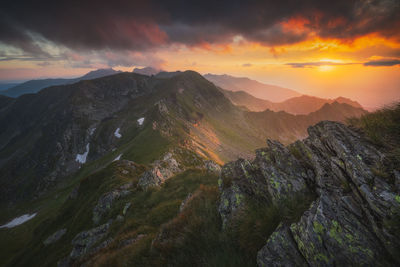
[
  {"xmin": 223, "ymin": 89, "xmax": 364, "ymax": 114},
  {"xmin": 0, "ymin": 103, "xmax": 395, "ymax": 267},
  {"xmin": 0, "ymin": 68, "xmax": 121, "ymax": 97},
  {"xmin": 0, "ymin": 71, "xmax": 366, "ymax": 205},
  {"xmin": 204, "ymin": 73, "xmax": 301, "ymax": 102}
]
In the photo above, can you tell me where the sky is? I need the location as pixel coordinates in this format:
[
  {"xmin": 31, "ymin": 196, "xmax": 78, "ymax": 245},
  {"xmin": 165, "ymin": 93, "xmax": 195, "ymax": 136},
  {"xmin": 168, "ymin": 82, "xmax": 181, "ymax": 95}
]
[{"xmin": 1, "ymin": 0, "xmax": 399, "ymax": 108}]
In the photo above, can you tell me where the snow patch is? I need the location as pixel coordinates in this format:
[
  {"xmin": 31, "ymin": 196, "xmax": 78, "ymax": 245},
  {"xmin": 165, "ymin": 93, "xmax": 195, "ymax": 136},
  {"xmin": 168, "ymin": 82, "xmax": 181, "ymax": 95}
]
[
  {"xmin": 0, "ymin": 213, "xmax": 37, "ymax": 229},
  {"xmin": 137, "ymin": 117, "xmax": 145, "ymax": 125},
  {"xmin": 76, "ymin": 143, "xmax": 90, "ymax": 164},
  {"xmin": 113, "ymin": 154, "xmax": 123, "ymax": 162},
  {"xmin": 114, "ymin": 128, "xmax": 122, "ymax": 138}
]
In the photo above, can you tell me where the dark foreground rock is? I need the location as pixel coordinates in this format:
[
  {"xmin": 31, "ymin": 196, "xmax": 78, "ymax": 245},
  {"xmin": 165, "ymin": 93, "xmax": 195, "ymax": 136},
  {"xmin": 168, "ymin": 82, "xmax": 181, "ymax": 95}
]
[{"xmin": 218, "ymin": 121, "xmax": 400, "ymax": 267}]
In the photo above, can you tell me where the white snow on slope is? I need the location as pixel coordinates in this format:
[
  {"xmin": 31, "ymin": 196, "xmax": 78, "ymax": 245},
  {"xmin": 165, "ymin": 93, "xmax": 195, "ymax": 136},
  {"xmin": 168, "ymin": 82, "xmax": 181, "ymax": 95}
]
[
  {"xmin": 137, "ymin": 117, "xmax": 145, "ymax": 125},
  {"xmin": 0, "ymin": 213, "xmax": 37, "ymax": 229},
  {"xmin": 113, "ymin": 154, "xmax": 123, "ymax": 162},
  {"xmin": 114, "ymin": 128, "xmax": 122, "ymax": 138},
  {"xmin": 76, "ymin": 143, "xmax": 90, "ymax": 164}
]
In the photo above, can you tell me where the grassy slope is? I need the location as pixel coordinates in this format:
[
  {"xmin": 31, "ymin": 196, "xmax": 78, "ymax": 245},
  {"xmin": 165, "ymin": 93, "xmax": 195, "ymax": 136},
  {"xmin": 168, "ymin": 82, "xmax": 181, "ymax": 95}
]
[{"xmin": 348, "ymin": 102, "xmax": 400, "ymax": 175}]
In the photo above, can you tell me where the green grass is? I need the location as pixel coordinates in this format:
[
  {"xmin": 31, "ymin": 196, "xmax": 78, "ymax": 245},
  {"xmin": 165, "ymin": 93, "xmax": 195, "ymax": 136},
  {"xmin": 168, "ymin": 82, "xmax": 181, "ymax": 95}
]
[
  {"xmin": 2, "ymin": 168, "xmax": 219, "ymax": 267},
  {"xmin": 348, "ymin": 103, "xmax": 400, "ymax": 148},
  {"xmin": 348, "ymin": 102, "xmax": 400, "ymax": 181}
]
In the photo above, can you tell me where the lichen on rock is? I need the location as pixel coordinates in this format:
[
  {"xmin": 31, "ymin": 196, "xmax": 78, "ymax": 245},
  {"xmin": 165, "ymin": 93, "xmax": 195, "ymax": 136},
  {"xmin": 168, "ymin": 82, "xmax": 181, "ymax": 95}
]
[{"xmin": 218, "ymin": 121, "xmax": 400, "ymax": 266}]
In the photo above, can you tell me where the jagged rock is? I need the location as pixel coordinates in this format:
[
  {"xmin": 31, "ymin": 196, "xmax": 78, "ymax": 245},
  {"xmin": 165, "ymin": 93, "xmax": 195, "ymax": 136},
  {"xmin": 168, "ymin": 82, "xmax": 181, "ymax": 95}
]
[
  {"xmin": 219, "ymin": 121, "xmax": 400, "ymax": 266},
  {"xmin": 218, "ymin": 176, "xmax": 245, "ymax": 227},
  {"xmin": 218, "ymin": 145, "xmax": 311, "ymax": 227},
  {"xmin": 92, "ymin": 183, "xmax": 132, "ymax": 224},
  {"xmin": 138, "ymin": 152, "xmax": 182, "ymax": 189},
  {"xmin": 43, "ymin": 228, "xmax": 67, "ymax": 245},
  {"xmin": 70, "ymin": 221, "xmax": 112, "ymax": 260},
  {"xmin": 257, "ymin": 224, "xmax": 308, "ymax": 267}
]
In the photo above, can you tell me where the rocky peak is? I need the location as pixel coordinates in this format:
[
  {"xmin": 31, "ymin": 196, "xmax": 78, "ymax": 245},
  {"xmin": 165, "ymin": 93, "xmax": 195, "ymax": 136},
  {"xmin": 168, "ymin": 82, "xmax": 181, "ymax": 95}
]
[{"xmin": 218, "ymin": 121, "xmax": 400, "ymax": 266}]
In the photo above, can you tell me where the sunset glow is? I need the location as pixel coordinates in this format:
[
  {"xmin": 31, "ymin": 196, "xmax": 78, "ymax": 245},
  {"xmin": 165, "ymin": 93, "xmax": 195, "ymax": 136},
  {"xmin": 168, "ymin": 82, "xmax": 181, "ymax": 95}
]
[{"xmin": 0, "ymin": 0, "xmax": 399, "ymax": 108}]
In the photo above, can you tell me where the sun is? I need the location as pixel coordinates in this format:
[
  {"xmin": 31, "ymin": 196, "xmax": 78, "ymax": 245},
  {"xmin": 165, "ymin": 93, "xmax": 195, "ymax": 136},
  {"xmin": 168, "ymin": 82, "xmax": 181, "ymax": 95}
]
[{"xmin": 318, "ymin": 65, "xmax": 335, "ymax": 71}]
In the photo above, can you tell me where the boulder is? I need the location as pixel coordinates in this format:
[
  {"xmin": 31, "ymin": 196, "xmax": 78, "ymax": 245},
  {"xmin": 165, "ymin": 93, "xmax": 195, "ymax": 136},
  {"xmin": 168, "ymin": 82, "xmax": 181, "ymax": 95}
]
[{"xmin": 43, "ymin": 228, "xmax": 67, "ymax": 245}]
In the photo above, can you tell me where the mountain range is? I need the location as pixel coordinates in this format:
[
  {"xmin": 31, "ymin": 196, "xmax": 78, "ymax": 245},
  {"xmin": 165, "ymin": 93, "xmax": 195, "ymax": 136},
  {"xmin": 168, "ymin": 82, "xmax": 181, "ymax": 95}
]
[
  {"xmin": 2, "ymin": 70, "xmax": 394, "ymax": 267},
  {"xmin": 0, "ymin": 68, "xmax": 120, "ymax": 98},
  {"xmin": 0, "ymin": 71, "xmax": 366, "ymax": 205},
  {"xmin": 204, "ymin": 73, "xmax": 301, "ymax": 102},
  {"xmin": 223, "ymin": 90, "xmax": 363, "ymax": 114},
  {"xmin": 0, "ymin": 68, "xmax": 364, "ymax": 117}
]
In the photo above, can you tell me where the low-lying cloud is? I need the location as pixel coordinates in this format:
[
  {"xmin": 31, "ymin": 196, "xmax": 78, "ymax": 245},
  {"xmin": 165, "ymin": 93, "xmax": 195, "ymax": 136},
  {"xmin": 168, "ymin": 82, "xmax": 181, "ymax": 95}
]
[
  {"xmin": 363, "ymin": 59, "xmax": 400, "ymax": 67},
  {"xmin": 285, "ymin": 61, "xmax": 356, "ymax": 68}
]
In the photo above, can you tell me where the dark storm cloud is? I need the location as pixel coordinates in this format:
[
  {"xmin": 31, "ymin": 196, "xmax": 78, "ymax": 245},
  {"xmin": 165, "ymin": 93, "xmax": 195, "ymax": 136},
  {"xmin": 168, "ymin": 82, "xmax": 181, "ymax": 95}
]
[
  {"xmin": 1, "ymin": 0, "xmax": 399, "ymax": 56},
  {"xmin": 364, "ymin": 59, "xmax": 400, "ymax": 66}
]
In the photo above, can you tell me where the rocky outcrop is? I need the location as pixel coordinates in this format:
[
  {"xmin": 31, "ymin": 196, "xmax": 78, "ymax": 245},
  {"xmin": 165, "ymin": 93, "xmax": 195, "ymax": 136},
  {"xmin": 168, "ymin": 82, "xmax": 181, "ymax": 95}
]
[
  {"xmin": 138, "ymin": 149, "xmax": 221, "ymax": 190},
  {"xmin": 70, "ymin": 220, "xmax": 112, "ymax": 260},
  {"xmin": 138, "ymin": 152, "xmax": 182, "ymax": 189},
  {"xmin": 218, "ymin": 121, "xmax": 400, "ymax": 266},
  {"xmin": 92, "ymin": 183, "xmax": 133, "ymax": 224}
]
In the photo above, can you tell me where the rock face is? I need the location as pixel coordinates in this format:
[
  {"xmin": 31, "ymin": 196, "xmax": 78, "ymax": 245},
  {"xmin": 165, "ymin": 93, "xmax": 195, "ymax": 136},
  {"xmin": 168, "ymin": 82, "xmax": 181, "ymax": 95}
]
[
  {"xmin": 138, "ymin": 152, "xmax": 182, "ymax": 189},
  {"xmin": 70, "ymin": 221, "xmax": 112, "ymax": 260},
  {"xmin": 218, "ymin": 121, "xmax": 400, "ymax": 266},
  {"xmin": 92, "ymin": 183, "xmax": 133, "ymax": 224}
]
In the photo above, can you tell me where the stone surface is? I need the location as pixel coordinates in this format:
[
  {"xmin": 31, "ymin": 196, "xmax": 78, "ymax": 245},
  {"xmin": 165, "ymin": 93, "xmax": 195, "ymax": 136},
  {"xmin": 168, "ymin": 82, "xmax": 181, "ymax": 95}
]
[
  {"xmin": 43, "ymin": 228, "xmax": 67, "ymax": 245},
  {"xmin": 92, "ymin": 183, "xmax": 132, "ymax": 224},
  {"xmin": 70, "ymin": 221, "xmax": 112, "ymax": 260},
  {"xmin": 138, "ymin": 152, "xmax": 182, "ymax": 189},
  {"xmin": 219, "ymin": 121, "xmax": 400, "ymax": 267}
]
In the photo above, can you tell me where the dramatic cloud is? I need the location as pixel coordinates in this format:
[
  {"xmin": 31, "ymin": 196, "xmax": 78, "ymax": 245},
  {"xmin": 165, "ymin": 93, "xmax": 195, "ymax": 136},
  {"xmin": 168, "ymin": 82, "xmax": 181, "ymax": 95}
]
[
  {"xmin": 364, "ymin": 59, "xmax": 400, "ymax": 66},
  {"xmin": 1, "ymin": 0, "xmax": 399, "ymax": 57},
  {"xmin": 286, "ymin": 61, "xmax": 356, "ymax": 68}
]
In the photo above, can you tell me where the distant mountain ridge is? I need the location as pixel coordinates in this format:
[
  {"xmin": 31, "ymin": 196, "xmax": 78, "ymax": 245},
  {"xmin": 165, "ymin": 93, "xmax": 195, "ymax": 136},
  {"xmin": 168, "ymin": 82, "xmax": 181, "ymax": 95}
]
[
  {"xmin": 204, "ymin": 73, "xmax": 301, "ymax": 102},
  {"xmin": 0, "ymin": 68, "xmax": 121, "ymax": 98},
  {"xmin": 0, "ymin": 83, "xmax": 19, "ymax": 91},
  {"xmin": 223, "ymin": 90, "xmax": 364, "ymax": 115}
]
